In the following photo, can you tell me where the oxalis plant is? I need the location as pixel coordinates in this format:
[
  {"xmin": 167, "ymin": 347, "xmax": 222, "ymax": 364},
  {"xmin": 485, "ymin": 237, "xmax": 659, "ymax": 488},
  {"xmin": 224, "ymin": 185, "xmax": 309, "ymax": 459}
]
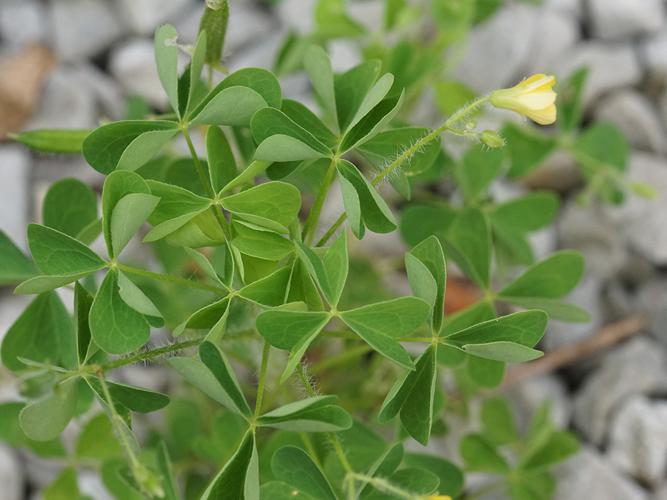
[{"xmin": 0, "ymin": 5, "xmax": 592, "ymax": 500}]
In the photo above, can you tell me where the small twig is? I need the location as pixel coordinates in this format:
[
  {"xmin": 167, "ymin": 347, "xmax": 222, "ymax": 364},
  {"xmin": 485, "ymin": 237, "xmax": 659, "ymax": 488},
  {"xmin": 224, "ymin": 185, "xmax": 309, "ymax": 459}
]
[{"xmin": 502, "ymin": 314, "xmax": 648, "ymax": 388}]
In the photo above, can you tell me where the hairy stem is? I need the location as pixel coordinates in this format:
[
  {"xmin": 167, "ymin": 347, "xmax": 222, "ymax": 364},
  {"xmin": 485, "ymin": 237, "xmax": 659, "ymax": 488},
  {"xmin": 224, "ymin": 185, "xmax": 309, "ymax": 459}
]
[
  {"xmin": 316, "ymin": 96, "xmax": 490, "ymax": 246},
  {"xmin": 99, "ymin": 338, "xmax": 203, "ymax": 372}
]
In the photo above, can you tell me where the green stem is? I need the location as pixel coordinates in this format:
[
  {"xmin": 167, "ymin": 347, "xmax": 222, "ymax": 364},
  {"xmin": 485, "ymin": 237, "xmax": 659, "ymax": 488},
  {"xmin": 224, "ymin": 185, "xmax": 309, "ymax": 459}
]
[
  {"xmin": 316, "ymin": 96, "xmax": 490, "ymax": 246},
  {"xmin": 297, "ymin": 364, "xmax": 356, "ymax": 498},
  {"xmin": 254, "ymin": 340, "xmax": 271, "ymax": 419},
  {"xmin": 99, "ymin": 338, "xmax": 202, "ymax": 372},
  {"xmin": 302, "ymin": 156, "xmax": 339, "ymax": 244},
  {"xmin": 349, "ymin": 473, "xmax": 419, "ymax": 499},
  {"xmin": 116, "ymin": 263, "xmax": 227, "ymax": 294},
  {"xmin": 181, "ymin": 126, "xmax": 231, "ymax": 238}
]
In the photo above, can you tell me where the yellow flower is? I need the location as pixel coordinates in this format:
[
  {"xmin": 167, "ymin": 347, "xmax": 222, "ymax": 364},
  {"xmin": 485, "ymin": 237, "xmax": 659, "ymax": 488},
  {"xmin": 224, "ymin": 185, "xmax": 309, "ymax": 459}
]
[
  {"xmin": 490, "ymin": 74, "xmax": 557, "ymax": 125},
  {"xmin": 428, "ymin": 496, "xmax": 452, "ymax": 500}
]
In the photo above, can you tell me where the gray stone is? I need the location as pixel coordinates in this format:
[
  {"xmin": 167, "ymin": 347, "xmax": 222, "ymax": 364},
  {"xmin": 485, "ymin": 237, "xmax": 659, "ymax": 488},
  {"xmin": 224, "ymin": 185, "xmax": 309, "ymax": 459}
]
[
  {"xmin": 637, "ymin": 279, "xmax": 667, "ymax": 346},
  {"xmin": 109, "ymin": 38, "xmax": 170, "ymax": 109},
  {"xmin": 79, "ymin": 471, "xmax": 113, "ymax": 500},
  {"xmin": 116, "ymin": 0, "xmax": 193, "ymax": 35},
  {"xmin": 589, "ymin": 0, "xmax": 665, "ymax": 40},
  {"xmin": 607, "ymin": 396, "xmax": 667, "ymax": 486},
  {"xmin": 555, "ymin": 447, "xmax": 648, "ymax": 500},
  {"xmin": 0, "ymin": 0, "xmax": 48, "ymax": 48},
  {"xmin": 228, "ymin": 32, "xmax": 284, "ymax": 72},
  {"xmin": 51, "ymin": 0, "xmax": 125, "ymax": 61},
  {"xmin": 276, "ymin": 0, "xmax": 315, "ymax": 33},
  {"xmin": 521, "ymin": 9, "xmax": 580, "ymax": 76},
  {"xmin": 0, "ymin": 147, "xmax": 30, "ymax": 250},
  {"xmin": 544, "ymin": 0, "xmax": 582, "ymax": 18},
  {"xmin": 543, "ymin": 275, "xmax": 605, "ymax": 351},
  {"xmin": 347, "ymin": 0, "xmax": 384, "ymax": 34},
  {"xmin": 523, "ymin": 150, "xmax": 582, "ymax": 193},
  {"xmin": 453, "ymin": 4, "xmax": 537, "ymax": 93},
  {"xmin": 655, "ymin": 484, "xmax": 667, "ymax": 500},
  {"xmin": 504, "ymin": 374, "xmax": 571, "ymax": 429},
  {"xmin": 641, "ymin": 31, "xmax": 667, "ymax": 81},
  {"xmin": 0, "ymin": 444, "xmax": 23, "ymax": 500},
  {"xmin": 554, "ymin": 42, "xmax": 642, "ymax": 105},
  {"xmin": 605, "ymin": 154, "xmax": 667, "ymax": 265},
  {"xmin": 573, "ymin": 338, "xmax": 667, "ymax": 444},
  {"xmin": 595, "ymin": 91, "xmax": 666, "ymax": 154},
  {"xmin": 557, "ymin": 201, "xmax": 628, "ymax": 280},
  {"xmin": 27, "ymin": 67, "xmax": 97, "ymax": 130},
  {"xmin": 73, "ymin": 64, "xmax": 126, "ymax": 121}
]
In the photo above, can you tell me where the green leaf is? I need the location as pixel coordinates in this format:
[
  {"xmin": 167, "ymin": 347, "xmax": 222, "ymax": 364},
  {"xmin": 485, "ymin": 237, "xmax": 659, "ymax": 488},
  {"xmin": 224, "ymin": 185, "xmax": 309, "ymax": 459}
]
[
  {"xmin": 169, "ymin": 350, "xmax": 252, "ymax": 413},
  {"xmin": 191, "ymin": 67, "xmax": 281, "ymax": 125},
  {"xmin": 315, "ymin": 0, "xmax": 366, "ymax": 39},
  {"xmin": 117, "ymin": 272, "xmax": 163, "ymax": 323},
  {"xmin": 199, "ymin": 341, "xmax": 252, "ymax": 416},
  {"xmin": 406, "ymin": 236, "xmax": 446, "ymax": 332},
  {"xmin": 256, "ymin": 310, "xmax": 331, "ymax": 383},
  {"xmin": 445, "ymin": 310, "xmax": 547, "ymax": 349},
  {"xmin": 445, "ymin": 207, "xmax": 491, "ymax": 288},
  {"xmin": 258, "ymin": 396, "xmax": 352, "ymax": 432},
  {"xmin": 303, "ymin": 45, "xmax": 337, "ymax": 124},
  {"xmin": 340, "ymin": 297, "xmax": 430, "ymax": 369},
  {"xmin": 503, "ymin": 123, "xmax": 557, "ymax": 178},
  {"xmin": 27, "ymin": 224, "xmax": 105, "ymax": 276},
  {"xmin": 481, "ymin": 397, "xmax": 518, "ymax": 446},
  {"xmin": 574, "ymin": 122, "xmax": 628, "ymax": 172},
  {"xmin": 1, "ymin": 292, "xmax": 74, "ymax": 372},
  {"xmin": 345, "ymin": 73, "xmax": 394, "ymax": 132},
  {"xmin": 399, "ymin": 203, "xmax": 456, "ymax": 247},
  {"xmin": 221, "ymin": 181, "xmax": 301, "ymax": 232},
  {"xmin": 260, "ymin": 481, "xmax": 316, "ymax": 499},
  {"xmin": 201, "ymin": 431, "xmax": 258, "ymax": 500},
  {"xmin": 207, "ymin": 126, "xmax": 237, "ymax": 194},
  {"xmin": 335, "ymin": 60, "xmax": 381, "ymax": 132},
  {"xmin": 238, "ymin": 266, "xmax": 291, "ymax": 306},
  {"xmin": 434, "ymin": 80, "xmax": 477, "ymax": 116},
  {"xmin": 358, "ymin": 443, "xmax": 404, "ymax": 499},
  {"xmin": 460, "ymin": 433, "xmax": 509, "ymax": 473},
  {"xmin": 232, "ymin": 220, "xmax": 294, "ymax": 261},
  {"xmin": 75, "ymin": 413, "xmax": 122, "ymax": 460},
  {"xmin": 89, "ymin": 269, "xmax": 150, "ymax": 355},
  {"xmin": 102, "ymin": 170, "xmax": 151, "ymax": 257},
  {"xmin": 173, "ymin": 297, "xmax": 230, "ymax": 338},
  {"xmin": 490, "ymin": 192, "xmax": 559, "ymax": 233},
  {"xmin": 498, "ymin": 251, "xmax": 584, "ymax": 299},
  {"xmin": 520, "ymin": 430, "xmax": 579, "ymax": 472},
  {"xmin": 500, "ymin": 297, "xmax": 590, "ymax": 323},
  {"xmin": 467, "ymin": 356, "xmax": 505, "ymax": 389},
  {"xmin": 42, "ymin": 178, "xmax": 98, "ymax": 243},
  {"xmin": 559, "ymin": 67, "xmax": 588, "ymax": 132},
  {"xmin": 281, "ymin": 99, "xmax": 337, "ymax": 148},
  {"xmin": 185, "ymin": 30, "xmax": 207, "ymax": 116},
  {"xmin": 20, "ymin": 378, "xmax": 78, "ymax": 441},
  {"xmin": 12, "ymin": 129, "xmax": 90, "ymax": 153},
  {"xmin": 402, "ymin": 453, "xmax": 464, "ymax": 497},
  {"xmin": 379, "ymin": 346, "xmax": 438, "ymax": 445},
  {"xmin": 462, "ymin": 342, "xmax": 543, "ymax": 363},
  {"xmin": 156, "ymin": 441, "xmax": 181, "ymax": 500},
  {"xmin": 456, "ymin": 145, "xmax": 505, "ymax": 200},
  {"xmin": 87, "ymin": 378, "xmax": 169, "ymax": 413},
  {"xmin": 340, "ymin": 92, "xmax": 404, "ymax": 152},
  {"xmin": 271, "ymin": 447, "xmax": 336, "ymax": 500},
  {"xmin": 251, "ymin": 108, "xmax": 331, "ymax": 162},
  {"xmin": 83, "ymin": 120, "xmax": 179, "ymax": 174},
  {"xmin": 154, "ymin": 24, "xmax": 180, "ymax": 114},
  {"xmin": 74, "ymin": 283, "xmax": 95, "ymax": 364},
  {"xmin": 337, "ymin": 159, "xmax": 396, "ymax": 236},
  {"xmin": 43, "ymin": 467, "xmax": 80, "ymax": 500},
  {"xmin": 0, "ymin": 230, "xmax": 35, "ymax": 285},
  {"xmin": 110, "ymin": 193, "xmax": 160, "ymax": 256},
  {"xmin": 295, "ymin": 234, "xmax": 348, "ymax": 307}
]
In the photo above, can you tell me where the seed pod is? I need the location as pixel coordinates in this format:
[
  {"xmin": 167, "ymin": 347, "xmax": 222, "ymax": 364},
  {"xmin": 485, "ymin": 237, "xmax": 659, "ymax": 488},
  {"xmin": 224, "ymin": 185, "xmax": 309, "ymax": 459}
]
[
  {"xmin": 199, "ymin": 0, "xmax": 229, "ymax": 66},
  {"xmin": 480, "ymin": 130, "xmax": 505, "ymax": 149}
]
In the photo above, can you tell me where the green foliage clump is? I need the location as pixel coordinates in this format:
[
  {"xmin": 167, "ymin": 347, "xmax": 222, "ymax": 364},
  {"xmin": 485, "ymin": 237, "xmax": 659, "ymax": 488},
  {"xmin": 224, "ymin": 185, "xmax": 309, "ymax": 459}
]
[{"xmin": 3, "ymin": 1, "xmax": 642, "ymax": 498}]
